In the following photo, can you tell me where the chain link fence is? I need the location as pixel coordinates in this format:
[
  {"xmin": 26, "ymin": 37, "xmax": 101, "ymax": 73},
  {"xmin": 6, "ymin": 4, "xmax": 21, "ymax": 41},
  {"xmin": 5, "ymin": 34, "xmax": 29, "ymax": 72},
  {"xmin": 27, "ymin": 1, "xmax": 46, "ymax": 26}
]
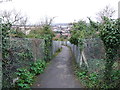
[
  {"xmin": 52, "ymin": 41, "xmax": 62, "ymax": 55},
  {"xmin": 2, "ymin": 38, "xmax": 63, "ymax": 88},
  {"xmin": 67, "ymin": 38, "xmax": 106, "ymax": 73}
]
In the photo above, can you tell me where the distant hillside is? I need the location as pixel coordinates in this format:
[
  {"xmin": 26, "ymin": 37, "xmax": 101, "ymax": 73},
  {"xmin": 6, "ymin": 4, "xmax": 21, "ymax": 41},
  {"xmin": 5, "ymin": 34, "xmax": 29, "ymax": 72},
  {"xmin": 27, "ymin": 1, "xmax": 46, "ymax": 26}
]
[{"xmin": 52, "ymin": 23, "xmax": 70, "ymax": 26}]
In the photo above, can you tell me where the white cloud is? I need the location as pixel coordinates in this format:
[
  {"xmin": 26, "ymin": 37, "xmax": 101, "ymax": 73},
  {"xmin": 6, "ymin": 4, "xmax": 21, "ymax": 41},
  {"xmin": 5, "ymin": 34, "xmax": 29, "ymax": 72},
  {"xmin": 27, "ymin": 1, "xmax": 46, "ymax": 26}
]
[{"xmin": 0, "ymin": 0, "xmax": 119, "ymax": 24}]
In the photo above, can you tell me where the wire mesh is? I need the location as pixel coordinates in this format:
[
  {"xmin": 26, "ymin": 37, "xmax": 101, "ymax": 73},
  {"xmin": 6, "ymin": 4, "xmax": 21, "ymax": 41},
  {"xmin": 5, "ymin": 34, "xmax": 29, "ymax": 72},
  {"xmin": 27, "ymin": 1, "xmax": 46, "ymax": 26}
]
[
  {"xmin": 2, "ymin": 38, "xmax": 63, "ymax": 87},
  {"xmin": 67, "ymin": 38, "xmax": 106, "ymax": 73}
]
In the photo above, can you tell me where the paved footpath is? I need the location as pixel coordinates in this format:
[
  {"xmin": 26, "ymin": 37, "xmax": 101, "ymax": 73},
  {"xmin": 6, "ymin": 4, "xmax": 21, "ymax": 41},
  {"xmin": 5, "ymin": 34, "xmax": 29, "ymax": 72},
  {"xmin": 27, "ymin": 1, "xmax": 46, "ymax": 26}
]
[{"xmin": 31, "ymin": 46, "xmax": 82, "ymax": 88}]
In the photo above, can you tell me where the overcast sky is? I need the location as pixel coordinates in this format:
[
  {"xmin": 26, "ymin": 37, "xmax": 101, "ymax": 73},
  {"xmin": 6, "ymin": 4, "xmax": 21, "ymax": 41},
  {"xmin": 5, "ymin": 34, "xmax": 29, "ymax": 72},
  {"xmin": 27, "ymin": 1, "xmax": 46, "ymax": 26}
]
[{"xmin": 0, "ymin": 0, "xmax": 119, "ymax": 24}]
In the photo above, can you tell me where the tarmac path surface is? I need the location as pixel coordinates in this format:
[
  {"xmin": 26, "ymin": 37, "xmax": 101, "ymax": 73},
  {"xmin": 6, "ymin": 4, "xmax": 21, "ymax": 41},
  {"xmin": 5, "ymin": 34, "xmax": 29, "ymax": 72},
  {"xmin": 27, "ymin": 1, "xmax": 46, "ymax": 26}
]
[{"xmin": 32, "ymin": 46, "xmax": 82, "ymax": 88}]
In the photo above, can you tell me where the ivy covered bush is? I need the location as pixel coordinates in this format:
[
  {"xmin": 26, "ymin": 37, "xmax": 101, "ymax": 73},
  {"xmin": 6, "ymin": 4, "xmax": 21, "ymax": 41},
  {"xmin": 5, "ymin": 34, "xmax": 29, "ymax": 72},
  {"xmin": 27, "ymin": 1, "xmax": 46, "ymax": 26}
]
[
  {"xmin": 26, "ymin": 24, "xmax": 55, "ymax": 61},
  {"xmin": 99, "ymin": 17, "xmax": 120, "ymax": 87},
  {"xmin": 69, "ymin": 20, "xmax": 98, "ymax": 46},
  {"xmin": 69, "ymin": 20, "xmax": 87, "ymax": 45},
  {"xmin": 26, "ymin": 24, "xmax": 55, "ymax": 39},
  {"xmin": 30, "ymin": 60, "xmax": 46, "ymax": 75},
  {"xmin": 15, "ymin": 68, "xmax": 34, "ymax": 88},
  {"xmin": 70, "ymin": 17, "xmax": 120, "ymax": 89},
  {"xmin": 1, "ymin": 23, "xmax": 13, "ymax": 88}
]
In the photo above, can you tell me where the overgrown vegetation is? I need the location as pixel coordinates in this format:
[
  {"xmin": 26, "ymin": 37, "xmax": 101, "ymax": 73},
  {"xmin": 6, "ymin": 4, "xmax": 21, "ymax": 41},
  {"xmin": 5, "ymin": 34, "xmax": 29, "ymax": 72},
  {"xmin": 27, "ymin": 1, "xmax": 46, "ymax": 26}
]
[
  {"xmin": 99, "ymin": 17, "xmax": 120, "ymax": 87},
  {"xmin": 26, "ymin": 22, "xmax": 55, "ymax": 61},
  {"xmin": 69, "ymin": 19, "xmax": 98, "ymax": 46},
  {"xmin": 70, "ymin": 17, "xmax": 120, "ymax": 88},
  {"xmin": 30, "ymin": 59, "xmax": 46, "ymax": 75},
  {"xmin": 15, "ymin": 60, "xmax": 46, "ymax": 89},
  {"xmin": 1, "ymin": 3, "xmax": 119, "ymax": 89},
  {"xmin": 53, "ymin": 47, "xmax": 62, "ymax": 57},
  {"xmin": 26, "ymin": 25, "xmax": 54, "ymax": 39},
  {"xmin": 14, "ymin": 44, "xmax": 62, "ymax": 89},
  {"xmin": 74, "ymin": 59, "xmax": 120, "ymax": 88},
  {"xmin": 10, "ymin": 28, "xmax": 26, "ymax": 38},
  {"xmin": 53, "ymin": 34, "xmax": 69, "ymax": 41},
  {"xmin": 1, "ymin": 16, "xmax": 62, "ymax": 88},
  {"xmin": 1, "ymin": 23, "xmax": 13, "ymax": 88}
]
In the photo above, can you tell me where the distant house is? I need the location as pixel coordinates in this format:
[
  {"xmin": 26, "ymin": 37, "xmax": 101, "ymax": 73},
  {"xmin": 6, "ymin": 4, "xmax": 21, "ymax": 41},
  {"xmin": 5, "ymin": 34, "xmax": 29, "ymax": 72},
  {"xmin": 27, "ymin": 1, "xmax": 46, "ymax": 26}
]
[
  {"xmin": 52, "ymin": 23, "xmax": 72, "ymax": 38},
  {"xmin": 11, "ymin": 25, "xmax": 37, "ymax": 35}
]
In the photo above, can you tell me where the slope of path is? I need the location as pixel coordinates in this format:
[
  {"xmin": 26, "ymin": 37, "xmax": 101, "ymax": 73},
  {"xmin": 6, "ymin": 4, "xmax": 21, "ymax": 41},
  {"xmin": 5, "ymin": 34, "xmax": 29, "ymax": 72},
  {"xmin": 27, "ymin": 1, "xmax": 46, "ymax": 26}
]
[{"xmin": 31, "ymin": 46, "xmax": 82, "ymax": 88}]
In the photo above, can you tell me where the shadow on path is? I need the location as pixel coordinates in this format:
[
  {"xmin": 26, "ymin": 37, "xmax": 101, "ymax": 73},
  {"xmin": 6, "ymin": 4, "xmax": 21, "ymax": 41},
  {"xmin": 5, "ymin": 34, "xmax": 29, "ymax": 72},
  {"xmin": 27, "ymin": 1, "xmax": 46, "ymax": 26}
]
[{"xmin": 31, "ymin": 46, "xmax": 81, "ymax": 88}]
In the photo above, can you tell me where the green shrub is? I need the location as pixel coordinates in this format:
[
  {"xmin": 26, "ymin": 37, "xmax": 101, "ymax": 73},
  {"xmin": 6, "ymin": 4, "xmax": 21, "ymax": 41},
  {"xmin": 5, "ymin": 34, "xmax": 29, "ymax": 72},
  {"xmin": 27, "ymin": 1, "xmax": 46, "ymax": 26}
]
[
  {"xmin": 15, "ymin": 68, "xmax": 34, "ymax": 88},
  {"xmin": 99, "ymin": 17, "xmax": 120, "ymax": 85},
  {"xmin": 10, "ymin": 29, "xmax": 26, "ymax": 38},
  {"xmin": 30, "ymin": 60, "xmax": 46, "ymax": 75},
  {"xmin": 15, "ymin": 60, "xmax": 47, "ymax": 89},
  {"xmin": 54, "ymin": 38, "xmax": 58, "ymax": 41},
  {"xmin": 75, "ymin": 68, "xmax": 120, "ymax": 88}
]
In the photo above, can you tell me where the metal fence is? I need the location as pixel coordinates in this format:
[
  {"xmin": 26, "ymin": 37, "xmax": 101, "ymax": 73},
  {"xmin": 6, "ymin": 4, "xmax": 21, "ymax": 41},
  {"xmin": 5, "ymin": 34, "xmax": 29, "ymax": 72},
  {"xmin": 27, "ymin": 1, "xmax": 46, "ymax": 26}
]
[
  {"xmin": 66, "ymin": 38, "xmax": 106, "ymax": 73},
  {"xmin": 52, "ymin": 41, "xmax": 62, "ymax": 55},
  {"xmin": 9, "ymin": 38, "xmax": 63, "ymax": 70},
  {"xmin": 2, "ymin": 38, "xmax": 63, "ymax": 88}
]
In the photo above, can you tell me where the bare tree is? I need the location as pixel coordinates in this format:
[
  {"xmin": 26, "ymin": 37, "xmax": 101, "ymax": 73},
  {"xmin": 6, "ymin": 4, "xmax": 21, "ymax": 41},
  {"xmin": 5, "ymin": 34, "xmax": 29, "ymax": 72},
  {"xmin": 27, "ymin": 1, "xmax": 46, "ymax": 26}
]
[
  {"xmin": 0, "ymin": 9, "xmax": 29, "ymax": 36},
  {"xmin": 0, "ymin": 0, "xmax": 12, "ymax": 3},
  {"xmin": 0, "ymin": 9, "xmax": 28, "ymax": 26},
  {"xmin": 39, "ymin": 16, "xmax": 56, "ymax": 26},
  {"xmin": 96, "ymin": 5, "xmax": 116, "ymax": 22}
]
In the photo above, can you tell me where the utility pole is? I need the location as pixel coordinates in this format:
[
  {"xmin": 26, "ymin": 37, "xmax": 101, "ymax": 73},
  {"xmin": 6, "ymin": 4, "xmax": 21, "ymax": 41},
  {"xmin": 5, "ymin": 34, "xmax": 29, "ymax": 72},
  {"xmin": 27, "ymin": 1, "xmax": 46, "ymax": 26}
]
[{"xmin": 118, "ymin": 1, "xmax": 120, "ymax": 18}]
